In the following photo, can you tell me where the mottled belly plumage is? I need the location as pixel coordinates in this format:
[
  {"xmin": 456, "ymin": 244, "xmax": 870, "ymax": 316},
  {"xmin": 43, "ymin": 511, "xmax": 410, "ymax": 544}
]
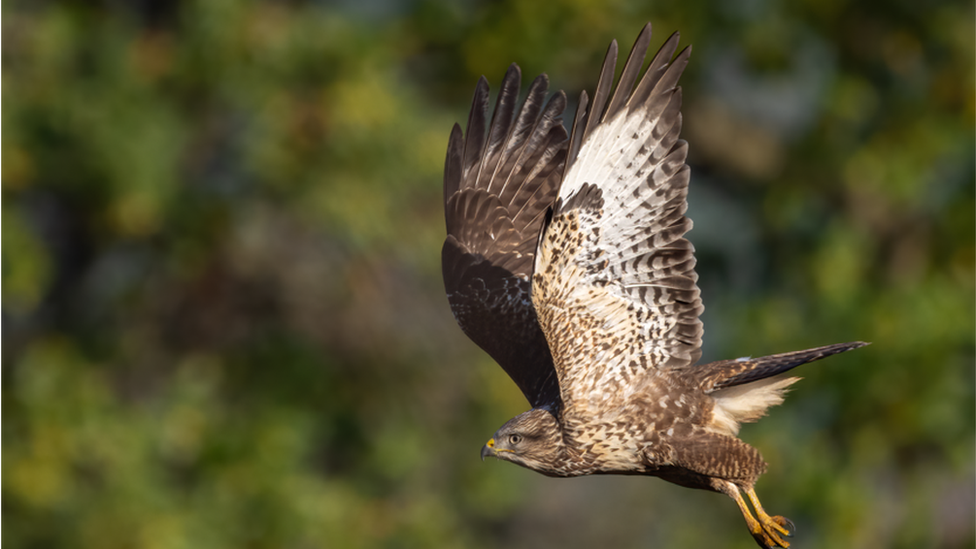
[{"xmin": 558, "ymin": 371, "xmax": 712, "ymax": 476}]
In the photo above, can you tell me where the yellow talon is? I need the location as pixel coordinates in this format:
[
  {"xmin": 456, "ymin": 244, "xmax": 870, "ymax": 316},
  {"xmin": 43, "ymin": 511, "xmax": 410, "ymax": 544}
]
[
  {"xmin": 746, "ymin": 486, "xmax": 794, "ymax": 541},
  {"xmin": 726, "ymin": 483, "xmax": 793, "ymax": 548}
]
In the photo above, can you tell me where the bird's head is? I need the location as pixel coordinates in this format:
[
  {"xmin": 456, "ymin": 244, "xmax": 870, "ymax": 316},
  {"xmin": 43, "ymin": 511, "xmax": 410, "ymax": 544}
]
[{"xmin": 481, "ymin": 408, "xmax": 567, "ymax": 475}]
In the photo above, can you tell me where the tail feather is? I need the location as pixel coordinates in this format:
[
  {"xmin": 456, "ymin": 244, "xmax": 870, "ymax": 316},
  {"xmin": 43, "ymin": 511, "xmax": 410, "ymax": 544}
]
[
  {"xmin": 700, "ymin": 341, "xmax": 868, "ymax": 437},
  {"xmin": 707, "ymin": 375, "xmax": 800, "ymax": 436},
  {"xmin": 700, "ymin": 341, "xmax": 869, "ymax": 393}
]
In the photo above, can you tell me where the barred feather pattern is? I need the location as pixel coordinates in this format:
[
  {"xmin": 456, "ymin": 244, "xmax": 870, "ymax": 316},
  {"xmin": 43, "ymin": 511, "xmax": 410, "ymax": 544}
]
[
  {"xmin": 533, "ymin": 25, "xmax": 703, "ymax": 411},
  {"xmin": 442, "ymin": 64, "xmax": 570, "ymax": 408}
]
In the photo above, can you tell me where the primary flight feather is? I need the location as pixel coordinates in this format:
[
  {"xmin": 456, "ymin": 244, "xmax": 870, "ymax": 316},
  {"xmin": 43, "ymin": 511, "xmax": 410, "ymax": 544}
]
[{"xmin": 441, "ymin": 23, "xmax": 866, "ymax": 549}]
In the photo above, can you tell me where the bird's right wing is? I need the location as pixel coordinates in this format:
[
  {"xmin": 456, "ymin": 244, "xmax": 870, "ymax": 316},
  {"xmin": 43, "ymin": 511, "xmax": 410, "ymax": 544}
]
[
  {"xmin": 442, "ymin": 65, "xmax": 569, "ymax": 409},
  {"xmin": 532, "ymin": 25, "xmax": 703, "ymax": 409}
]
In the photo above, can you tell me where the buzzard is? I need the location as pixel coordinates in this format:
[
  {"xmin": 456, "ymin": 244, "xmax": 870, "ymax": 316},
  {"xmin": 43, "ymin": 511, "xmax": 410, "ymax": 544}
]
[{"xmin": 441, "ymin": 23, "xmax": 865, "ymax": 549}]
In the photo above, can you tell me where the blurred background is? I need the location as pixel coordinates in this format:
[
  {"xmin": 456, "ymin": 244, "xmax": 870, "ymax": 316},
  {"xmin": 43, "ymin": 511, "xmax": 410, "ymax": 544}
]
[{"xmin": 4, "ymin": 1, "xmax": 974, "ymax": 548}]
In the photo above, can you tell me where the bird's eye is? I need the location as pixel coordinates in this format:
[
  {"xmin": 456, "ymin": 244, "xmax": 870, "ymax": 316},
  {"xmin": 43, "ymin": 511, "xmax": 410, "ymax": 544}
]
[{"xmin": 509, "ymin": 434, "xmax": 522, "ymax": 445}]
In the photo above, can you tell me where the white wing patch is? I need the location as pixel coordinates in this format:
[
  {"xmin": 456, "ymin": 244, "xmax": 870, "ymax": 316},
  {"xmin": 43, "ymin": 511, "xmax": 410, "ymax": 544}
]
[{"xmin": 531, "ymin": 30, "xmax": 703, "ymax": 412}]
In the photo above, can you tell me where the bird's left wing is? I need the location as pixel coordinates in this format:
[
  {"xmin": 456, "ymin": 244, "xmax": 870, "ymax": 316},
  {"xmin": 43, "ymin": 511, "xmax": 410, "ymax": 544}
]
[
  {"xmin": 532, "ymin": 25, "xmax": 703, "ymax": 408},
  {"xmin": 443, "ymin": 65, "xmax": 569, "ymax": 408}
]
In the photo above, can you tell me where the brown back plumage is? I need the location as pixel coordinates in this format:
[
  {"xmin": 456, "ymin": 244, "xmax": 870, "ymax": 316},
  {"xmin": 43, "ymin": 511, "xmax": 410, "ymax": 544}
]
[{"xmin": 442, "ymin": 65, "xmax": 569, "ymax": 408}]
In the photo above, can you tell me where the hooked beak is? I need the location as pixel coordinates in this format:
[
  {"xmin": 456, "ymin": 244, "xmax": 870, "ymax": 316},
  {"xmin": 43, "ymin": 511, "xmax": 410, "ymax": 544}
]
[{"xmin": 481, "ymin": 437, "xmax": 496, "ymax": 461}]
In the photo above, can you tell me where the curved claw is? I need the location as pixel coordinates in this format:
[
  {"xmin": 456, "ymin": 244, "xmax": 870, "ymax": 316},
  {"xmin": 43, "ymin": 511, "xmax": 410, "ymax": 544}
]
[
  {"xmin": 746, "ymin": 487, "xmax": 793, "ymax": 548},
  {"xmin": 720, "ymin": 481, "xmax": 795, "ymax": 548},
  {"xmin": 755, "ymin": 514, "xmax": 792, "ymax": 548},
  {"xmin": 770, "ymin": 515, "xmax": 795, "ymax": 537}
]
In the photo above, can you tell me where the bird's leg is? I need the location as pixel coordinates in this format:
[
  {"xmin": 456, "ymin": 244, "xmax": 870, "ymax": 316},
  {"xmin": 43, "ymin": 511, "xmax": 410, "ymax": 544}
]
[
  {"xmin": 746, "ymin": 486, "xmax": 794, "ymax": 540},
  {"xmin": 715, "ymin": 480, "xmax": 791, "ymax": 549}
]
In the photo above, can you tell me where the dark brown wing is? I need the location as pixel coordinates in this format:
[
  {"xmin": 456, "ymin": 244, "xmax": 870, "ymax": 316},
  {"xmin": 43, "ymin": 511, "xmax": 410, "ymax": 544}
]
[{"xmin": 442, "ymin": 64, "xmax": 569, "ymax": 408}]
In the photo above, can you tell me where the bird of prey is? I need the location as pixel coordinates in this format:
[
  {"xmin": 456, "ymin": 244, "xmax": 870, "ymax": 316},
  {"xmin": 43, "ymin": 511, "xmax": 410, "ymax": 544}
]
[{"xmin": 441, "ymin": 23, "xmax": 866, "ymax": 549}]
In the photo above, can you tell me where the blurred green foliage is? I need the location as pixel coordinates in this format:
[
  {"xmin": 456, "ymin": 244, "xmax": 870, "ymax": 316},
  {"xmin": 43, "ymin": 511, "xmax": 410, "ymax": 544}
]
[{"xmin": 4, "ymin": 1, "xmax": 974, "ymax": 548}]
